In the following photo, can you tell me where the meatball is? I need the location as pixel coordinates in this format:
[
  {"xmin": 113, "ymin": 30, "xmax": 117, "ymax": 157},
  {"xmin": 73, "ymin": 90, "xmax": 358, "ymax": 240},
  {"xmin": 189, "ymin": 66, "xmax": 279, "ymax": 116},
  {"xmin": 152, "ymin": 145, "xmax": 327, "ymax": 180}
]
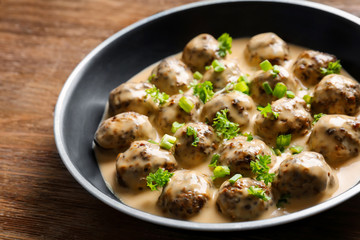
[
  {"xmin": 244, "ymin": 32, "xmax": 289, "ymax": 66},
  {"xmin": 216, "ymin": 178, "xmax": 273, "ymax": 221},
  {"xmin": 182, "ymin": 33, "xmax": 220, "ymax": 72},
  {"xmin": 157, "ymin": 170, "xmax": 212, "ymax": 218},
  {"xmin": 218, "ymin": 136, "xmax": 275, "ymax": 177},
  {"xmin": 157, "ymin": 93, "xmax": 200, "ymax": 134},
  {"xmin": 116, "ymin": 141, "xmax": 177, "ymax": 190},
  {"xmin": 273, "ymin": 151, "xmax": 337, "ymax": 198},
  {"xmin": 108, "ymin": 82, "xmax": 158, "ymax": 117},
  {"xmin": 94, "ymin": 112, "xmax": 157, "ymax": 150},
  {"xmin": 150, "ymin": 58, "xmax": 192, "ymax": 95},
  {"xmin": 174, "ymin": 123, "xmax": 218, "ymax": 167},
  {"xmin": 308, "ymin": 115, "xmax": 360, "ymax": 164},
  {"xmin": 202, "ymin": 59, "xmax": 242, "ymax": 91},
  {"xmin": 250, "ymin": 66, "xmax": 298, "ymax": 106},
  {"xmin": 292, "ymin": 50, "xmax": 337, "ymax": 86},
  {"xmin": 201, "ymin": 91, "xmax": 256, "ymax": 128},
  {"xmin": 254, "ymin": 97, "xmax": 312, "ymax": 142},
  {"xmin": 312, "ymin": 74, "xmax": 360, "ymax": 116}
]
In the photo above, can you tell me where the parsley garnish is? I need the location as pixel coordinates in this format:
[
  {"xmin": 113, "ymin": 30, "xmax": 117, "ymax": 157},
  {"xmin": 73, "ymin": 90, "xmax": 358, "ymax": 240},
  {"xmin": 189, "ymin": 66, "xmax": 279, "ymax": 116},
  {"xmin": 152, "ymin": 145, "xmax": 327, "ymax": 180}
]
[
  {"xmin": 242, "ymin": 132, "xmax": 253, "ymax": 141},
  {"xmin": 186, "ymin": 126, "xmax": 200, "ymax": 147},
  {"xmin": 276, "ymin": 193, "xmax": 291, "ymax": 208},
  {"xmin": 320, "ymin": 60, "xmax": 342, "ymax": 75},
  {"xmin": 257, "ymin": 103, "xmax": 279, "ymax": 119},
  {"xmin": 145, "ymin": 86, "xmax": 169, "ymax": 105},
  {"xmin": 146, "ymin": 168, "xmax": 174, "ymax": 191},
  {"xmin": 212, "ymin": 109, "xmax": 240, "ymax": 140},
  {"xmin": 313, "ymin": 113, "xmax": 326, "ymax": 125},
  {"xmin": 193, "ymin": 81, "xmax": 214, "ymax": 103},
  {"xmin": 250, "ymin": 155, "xmax": 275, "ymax": 185},
  {"xmin": 148, "ymin": 73, "xmax": 156, "ymax": 82},
  {"xmin": 217, "ymin": 33, "xmax": 232, "ymax": 57},
  {"xmin": 248, "ymin": 186, "xmax": 271, "ymax": 201}
]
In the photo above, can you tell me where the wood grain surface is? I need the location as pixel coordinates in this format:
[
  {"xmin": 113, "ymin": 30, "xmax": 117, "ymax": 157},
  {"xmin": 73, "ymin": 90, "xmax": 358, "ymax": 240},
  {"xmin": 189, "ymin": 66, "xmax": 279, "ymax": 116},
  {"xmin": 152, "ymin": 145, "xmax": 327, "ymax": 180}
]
[{"xmin": 1, "ymin": 0, "xmax": 360, "ymax": 239}]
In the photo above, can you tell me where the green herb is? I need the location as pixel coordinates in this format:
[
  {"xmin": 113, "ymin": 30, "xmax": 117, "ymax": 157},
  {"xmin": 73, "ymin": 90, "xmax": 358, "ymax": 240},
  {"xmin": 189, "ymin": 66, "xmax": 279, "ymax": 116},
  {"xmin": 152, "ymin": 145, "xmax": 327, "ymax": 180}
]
[
  {"xmin": 193, "ymin": 81, "xmax": 214, "ymax": 103},
  {"xmin": 212, "ymin": 109, "xmax": 240, "ymax": 140},
  {"xmin": 171, "ymin": 122, "xmax": 184, "ymax": 133},
  {"xmin": 248, "ymin": 186, "xmax": 271, "ymax": 201},
  {"xmin": 290, "ymin": 145, "xmax": 303, "ymax": 154},
  {"xmin": 242, "ymin": 132, "xmax": 253, "ymax": 141},
  {"xmin": 218, "ymin": 33, "xmax": 232, "ymax": 57},
  {"xmin": 320, "ymin": 60, "xmax": 342, "ymax": 75},
  {"xmin": 193, "ymin": 71, "xmax": 203, "ymax": 80},
  {"xmin": 250, "ymin": 155, "xmax": 275, "ymax": 185},
  {"xmin": 208, "ymin": 59, "xmax": 225, "ymax": 72},
  {"xmin": 276, "ymin": 134, "xmax": 292, "ymax": 151},
  {"xmin": 209, "ymin": 154, "xmax": 220, "ymax": 168},
  {"xmin": 146, "ymin": 168, "xmax": 174, "ymax": 191},
  {"xmin": 257, "ymin": 103, "xmax": 279, "ymax": 119},
  {"xmin": 303, "ymin": 94, "xmax": 313, "ymax": 104},
  {"xmin": 160, "ymin": 134, "xmax": 177, "ymax": 150},
  {"xmin": 273, "ymin": 82, "xmax": 287, "ymax": 99},
  {"xmin": 259, "ymin": 60, "xmax": 280, "ymax": 78},
  {"xmin": 262, "ymin": 81, "xmax": 273, "ymax": 95},
  {"xmin": 276, "ymin": 193, "xmax": 291, "ymax": 208},
  {"xmin": 186, "ymin": 126, "xmax": 200, "ymax": 147},
  {"xmin": 286, "ymin": 90, "xmax": 295, "ymax": 99},
  {"xmin": 212, "ymin": 166, "xmax": 230, "ymax": 180},
  {"xmin": 229, "ymin": 174, "xmax": 242, "ymax": 184},
  {"xmin": 273, "ymin": 148, "xmax": 282, "ymax": 156},
  {"xmin": 145, "ymin": 86, "xmax": 169, "ymax": 105},
  {"xmin": 234, "ymin": 76, "xmax": 250, "ymax": 95},
  {"xmin": 313, "ymin": 113, "xmax": 326, "ymax": 125},
  {"xmin": 147, "ymin": 139, "xmax": 159, "ymax": 145},
  {"xmin": 179, "ymin": 90, "xmax": 184, "ymax": 94},
  {"xmin": 148, "ymin": 73, "xmax": 156, "ymax": 82},
  {"xmin": 179, "ymin": 96, "xmax": 195, "ymax": 113}
]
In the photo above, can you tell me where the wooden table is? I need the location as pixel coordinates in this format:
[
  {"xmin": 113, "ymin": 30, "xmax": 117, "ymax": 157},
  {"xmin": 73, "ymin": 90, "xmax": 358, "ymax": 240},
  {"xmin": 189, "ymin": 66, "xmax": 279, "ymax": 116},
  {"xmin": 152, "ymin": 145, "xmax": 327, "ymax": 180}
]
[{"xmin": 1, "ymin": 0, "xmax": 360, "ymax": 239}]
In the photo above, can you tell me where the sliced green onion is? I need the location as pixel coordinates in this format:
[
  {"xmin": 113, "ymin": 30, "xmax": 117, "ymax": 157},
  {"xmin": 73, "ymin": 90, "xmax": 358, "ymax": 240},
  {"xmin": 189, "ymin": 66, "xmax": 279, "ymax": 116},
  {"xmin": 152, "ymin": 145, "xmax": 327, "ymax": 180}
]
[
  {"xmin": 290, "ymin": 146, "xmax": 303, "ymax": 154},
  {"xmin": 160, "ymin": 134, "xmax": 177, "ymax": 150},
  {"xmin": 205, "ymin": 65, "xmax": 211, "ymax": 70},
  {"xmin": 273, "ymin": 83, "xmax": 287, "ymax": 99},
  {"xmin": 186, "ymin": 126, "xmax": 199, "ymax": 147},
  {"xmin": 148, "ymin": 73, "xmax": 156, "ymax": 82},
  {"xmin": 239, "ymin": 75, "xmax": 250, "ymax": 84},
  {"xmin": 193, "ymin": 71, "xmax": 203, "ymax": 80},
  {"xmin": 273, "ymin": 148, "xmax": 282, "ymax": 156},
  {"xmin": 209, "ymin": 153, "xmax": 220, "ymax": 168},
  {"xmin": 313, "ymin": 113, "xmax": 326, "ymax": 125},
  {"xmin": 179, "ymin": 96, "xmax": 194, "ymax": 113},
  {"xmin": 213, "ymin": 166, "xmax": 230, "ymax": 179},
  {"xmin": 171, "ymin": 122, "xmax": 185, "ymax": 133},
  {"xmin": 229, "ymin": 174, "xmax": 242, "ymax": 184},
  {"xmin": 286, "ymin": 90, "xmax": 295, "ymax": 99},
  {"xmin": 262, "ymin": 81, "xmax": 273, "ymax": 95},
  {"xmin": 276, "ymin": 134, "xmax": 292, "ymax": 151},
  {"xmin": 303, "ymin": 95, "xmax": 313, "ymax": 104},
  {"xmin": 260, "ymin": 60, "xmax": 273, "ymax": 72},
  {"xmin": 242, "ymin": 132, "xmax": 253, "ymax": 141},
  {"xmin": 212, "ymin": 60, "xmax": 225, "ymax": 72},
  {"xmin": 148, "ymin": 139, "xmax": 159, "ymax": 145},
  {"xmin": 234, "ymin": 81, "xmax": 250, "ymax": 95}
]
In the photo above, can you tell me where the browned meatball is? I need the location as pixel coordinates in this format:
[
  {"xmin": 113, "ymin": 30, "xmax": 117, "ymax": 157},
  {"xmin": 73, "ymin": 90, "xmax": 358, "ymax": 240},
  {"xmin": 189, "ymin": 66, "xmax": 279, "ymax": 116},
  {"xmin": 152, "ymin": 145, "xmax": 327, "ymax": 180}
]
[
  {"xmin": 94, "ymin": 112, "xmax": 157, "ymax": 150},
  {"xmin": 182, "ymin": 33, "xmax": 220, "ymax": 72},
  {"xmin": 273, "ymin": 151, "xmax": 337, "ymax": 198},
  {"xmin": 312, "ymin": 74, "xmax": 360, "ymax": 116},
  {"xmin": 201, "ymin": 91, "xmax": 256, "ymax": 128},
  {"xmin": 244, "ymin": 32, "xmax": 289, "ymax": 66},
  {"xmin": 216, "ymin": 178, "xmax": 273, "ymax": 221},
  {"xmin": 150, "ymin": 58, "xmax": 192, "ymax": 95},
  {"xmin": 308, "ymin": 115, "xmax": 360, "ymax": 164},
  {"xmin": 292, "ymin": 50, "xmax": 337, "ymax": 86},
  {"xmin": 202, "ymin": 59, "xmax": 242, "ymax": 91},
  {"xmin": 157, "ymin": 170, "xmax": 212, "ymax": 219},
  {"xmin": 254, "ymin": 97, "xmax": 312, "ymax": 142},
  {"xmin": 116, "ymin": 141, "xmax": 177, "ymax": 190},
  {"xmin": 108, "ymin": 82, "xmax": 158, "ymax": 117},
  {"xmin": 218, "ymin": 136, "xmax": 275, "ymax": 177},
  {"xmin": 157, "ymin": 93, "xmax": 200, "ymax": 134},
  {"xmin": 250, "ymin": 66, "xmax": 298, "ymax": 106},
  {"xmin": 174, "ymin": 123, "xmax": 218, "ymax": 167}
]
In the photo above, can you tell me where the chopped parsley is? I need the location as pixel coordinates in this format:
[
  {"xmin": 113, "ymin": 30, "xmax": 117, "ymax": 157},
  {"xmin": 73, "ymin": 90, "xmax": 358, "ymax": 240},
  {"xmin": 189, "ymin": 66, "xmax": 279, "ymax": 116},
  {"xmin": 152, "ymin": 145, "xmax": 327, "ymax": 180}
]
[
  {"xmin": 257, "ymin": 103, "xmax": 279, "ymax": 119},
  {"xmin": 193, "ymin": 81, "xmax": 215, "ymax": 103},
  {"xmin": 276, "ymin": 193, "xmax": 291, "ymax": 208},
  {"xmin": 209, "ymin": 153, "xmax": 220, "ymax": 168},
  {"xmin": 146, "ymin": 168, "xmax": 174, "ymax": 191},
  {"xmin": 217, "ymin": 33, "xmax": 232, "ymax": 57},
  {"xmin": 186, "ymin": 126, "xmax": 200, "ymax": 147},
  {"xmin": 242, "ymin": 132, "xmax": 253, "ymax": 141},
  {"xmin": 212, "ymin": 109, "xmax": 240, "ymax": 140},
  {"xmin": 320, "ymin": 60, "xmax": 342, "ymax": 75},
  {"xmin": 248, "ymin": 186, "xmax": 271, "ymax": 201},
  {"xmin": 171, "ymin": 122, "xmax": 185, "ymax": 133},
  {"xmin": 250, "ymin": 155, "xmax": 275, "ymax": 185},
  {"xmin": 313, "ymin": 113, "xmax": 326, "ymax": 125},
  {"xmin": 145, "ymin": 86, "xmax": 169, "ymax": 105}
]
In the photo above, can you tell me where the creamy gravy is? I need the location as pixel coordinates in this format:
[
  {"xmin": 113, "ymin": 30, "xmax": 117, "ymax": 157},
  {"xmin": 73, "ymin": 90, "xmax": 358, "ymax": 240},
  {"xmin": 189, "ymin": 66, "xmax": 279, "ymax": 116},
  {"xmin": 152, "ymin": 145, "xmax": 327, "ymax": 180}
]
[{"xmin": 94, "ymin": 38, "xmax": 360, "ymax": 223}]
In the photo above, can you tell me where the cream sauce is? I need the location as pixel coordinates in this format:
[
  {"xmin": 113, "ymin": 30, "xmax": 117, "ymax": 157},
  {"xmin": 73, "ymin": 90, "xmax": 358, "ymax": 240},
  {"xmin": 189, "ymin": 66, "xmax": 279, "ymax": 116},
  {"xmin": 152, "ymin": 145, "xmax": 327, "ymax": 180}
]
[{"xmin": 94, "ymin": 38, "xmax": 360, "ymax": 223}]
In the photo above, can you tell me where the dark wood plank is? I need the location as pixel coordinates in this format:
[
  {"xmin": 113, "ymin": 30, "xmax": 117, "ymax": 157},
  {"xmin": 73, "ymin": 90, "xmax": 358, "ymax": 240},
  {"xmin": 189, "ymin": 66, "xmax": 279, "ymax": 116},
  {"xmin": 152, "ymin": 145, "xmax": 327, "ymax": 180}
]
[{"xmin": 1, "ymin": 0, "xmax": 360, "ymax": 239}]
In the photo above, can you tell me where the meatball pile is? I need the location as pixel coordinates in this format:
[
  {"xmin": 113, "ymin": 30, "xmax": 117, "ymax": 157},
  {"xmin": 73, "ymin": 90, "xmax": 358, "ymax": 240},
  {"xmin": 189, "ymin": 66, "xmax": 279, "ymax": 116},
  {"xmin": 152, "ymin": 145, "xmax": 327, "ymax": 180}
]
[{"xmin": 94, "ymin": 32, "xmax": 360, "ymax": 222}]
